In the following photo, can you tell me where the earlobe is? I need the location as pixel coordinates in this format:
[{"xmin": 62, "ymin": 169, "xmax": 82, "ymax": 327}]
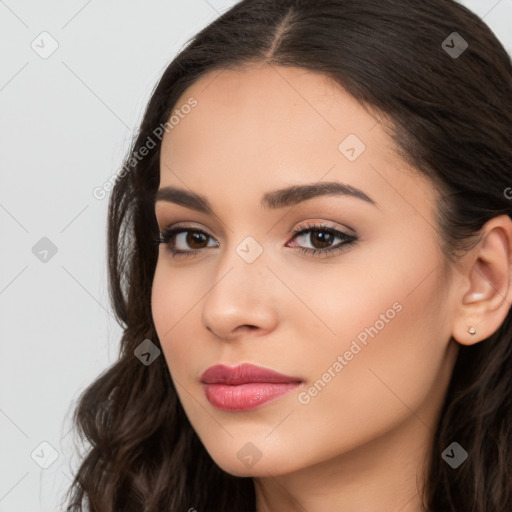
[
  {"xmin": 462, "ymin": 291, "xmax": 485, "ymax": 304},
  {"xmin": 451, "ymin": 215, "xmax": 512, "ymax": 346}
]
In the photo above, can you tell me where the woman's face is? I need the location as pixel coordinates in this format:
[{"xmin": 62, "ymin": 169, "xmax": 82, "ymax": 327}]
[{"xmin": 152, "ymin": 63, "xmax": 460, "ymax": 478}]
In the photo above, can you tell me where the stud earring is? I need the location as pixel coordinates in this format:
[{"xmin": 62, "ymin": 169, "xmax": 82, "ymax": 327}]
[{"xmin": 468, "ymin": 326, "xmax": 477, "ymax": 335}]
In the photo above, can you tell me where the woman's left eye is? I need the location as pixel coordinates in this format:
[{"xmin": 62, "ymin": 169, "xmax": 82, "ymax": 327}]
[
  {"xmin": 288, "ymin": 222, "xmax": 358, "ymax": 256},
  {"xmin": 157, "ymin": 222, "xmax": 357, "ymax": 259}
]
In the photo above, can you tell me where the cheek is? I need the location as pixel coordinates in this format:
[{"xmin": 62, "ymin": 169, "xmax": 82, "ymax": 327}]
[
  {"xmin": 243, "ymin": 276, "xmax": 450, "ymax": 477},
  {"xmin": 292, "ymin": 264, "xmax": 452, "ymax": 447},
  {"xmin": 151, "ymin": 264, "xmax": 172, "ymax": 341},
  {"xmin": 151, "ymin": 257, "xmax": 200, "ymax": 331},
  {"xmin": 151, "ymin": 263, "xmax": 181, "ymax": 361},
  {"xmin": 150, "ymin": 261, "xmax": 209, "ymax": 376}
]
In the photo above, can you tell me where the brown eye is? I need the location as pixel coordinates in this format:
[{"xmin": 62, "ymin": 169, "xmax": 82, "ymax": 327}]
[
  {"xmin": 186, "ymin": 231, "xmax": 209, "ymax": 249},
  {"xmin": 308, "ymin": 230, "xmax": 335, "ymax": 249},
  {"xmin": 288, "ymin": 222, "xmax": 358, "ymax": 257},
  {"xmin": 159, "ymin": 227, "xmax": 219, "ymax": 257}
]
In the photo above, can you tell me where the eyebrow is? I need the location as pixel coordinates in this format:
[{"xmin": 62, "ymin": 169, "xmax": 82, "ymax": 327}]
[{"xmin": 155, "ymin": 181, "xmax": 376, "ymax": 214}]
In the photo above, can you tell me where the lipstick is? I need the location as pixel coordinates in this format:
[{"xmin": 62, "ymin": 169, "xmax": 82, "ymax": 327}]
[{"xmin": 200, "ymin": 363, "xmax": 303, "ymax": 411}]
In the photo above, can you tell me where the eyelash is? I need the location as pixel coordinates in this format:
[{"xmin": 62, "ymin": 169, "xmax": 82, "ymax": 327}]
[{"xmin": 155, "ymin": 222, "xmax": 357, "ymax": 259}]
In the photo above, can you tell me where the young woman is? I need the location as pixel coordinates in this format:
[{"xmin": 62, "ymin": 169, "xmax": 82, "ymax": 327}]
[{"xmin": 65, "ymin": 0, "xmax": 512, "ymax": 510}]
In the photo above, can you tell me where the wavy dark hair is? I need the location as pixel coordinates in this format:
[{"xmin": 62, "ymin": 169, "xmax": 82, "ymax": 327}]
[{"xmin": 64, "ymin": 0, "xmax": 512, "ymax": 510}]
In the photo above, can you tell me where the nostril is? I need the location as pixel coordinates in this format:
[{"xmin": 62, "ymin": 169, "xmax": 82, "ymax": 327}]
[{"xmin": 239, "ymin": 325, "xmax": 258, "ymax": 333}]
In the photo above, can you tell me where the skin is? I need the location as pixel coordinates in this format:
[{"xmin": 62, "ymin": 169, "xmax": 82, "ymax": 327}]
[{"xmin": 151, "ymin": 63, "xmax": 512, "ymax": 512}]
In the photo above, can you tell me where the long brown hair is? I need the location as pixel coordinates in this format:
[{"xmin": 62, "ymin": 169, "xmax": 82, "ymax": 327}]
[{"xmin": 65, "ymin": 1, "xmax": 512, "ymax": 510}]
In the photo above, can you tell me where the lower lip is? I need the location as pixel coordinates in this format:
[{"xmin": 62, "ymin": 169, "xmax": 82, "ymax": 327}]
[{"xmin": 203, "ymin": 382, "xmax": 301, "ymax": 411}]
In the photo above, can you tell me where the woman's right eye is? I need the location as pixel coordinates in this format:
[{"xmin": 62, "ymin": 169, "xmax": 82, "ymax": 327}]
[{"xmin": 158, "ymin": 227, "xmax": 219, "ymax": 257}]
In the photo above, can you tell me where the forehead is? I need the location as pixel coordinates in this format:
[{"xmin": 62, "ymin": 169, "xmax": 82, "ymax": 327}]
[
  {"xmin": 158, "ymin": 63, "xmax": 435, "ymax": 220},
  {"xmin": 162, "ymin": 63, "xmax": 383, "ymax": 165}
]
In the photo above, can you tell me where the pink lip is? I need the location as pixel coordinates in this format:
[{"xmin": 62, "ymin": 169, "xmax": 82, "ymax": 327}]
[{"xmin": 200, "ymin": 364, "xmax": 303, "ymax": 411}]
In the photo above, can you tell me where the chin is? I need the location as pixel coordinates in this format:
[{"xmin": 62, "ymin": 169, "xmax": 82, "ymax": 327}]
[{"xmin": 204, "ymin": 443, "xmax": 300, "ymax": 479}]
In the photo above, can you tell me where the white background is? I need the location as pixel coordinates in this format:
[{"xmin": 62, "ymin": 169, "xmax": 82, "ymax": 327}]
[{"xmin": 1, "ymin": 1, "xmax": 511, "ymax": 510}]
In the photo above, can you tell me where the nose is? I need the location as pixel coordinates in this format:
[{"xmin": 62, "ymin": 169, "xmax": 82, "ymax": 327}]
[{"xmin": 201, "ymin": 244, "xmax": 279, "ymax": 341}]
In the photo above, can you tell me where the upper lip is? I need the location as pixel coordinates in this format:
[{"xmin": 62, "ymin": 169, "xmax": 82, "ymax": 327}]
[{"xmin": 200, "ymin": 363, "xmax": 303, "ymax": 385}]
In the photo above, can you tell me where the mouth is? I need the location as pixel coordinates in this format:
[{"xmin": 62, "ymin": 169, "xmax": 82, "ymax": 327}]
[{"xmin": 200, "ymin": 363, "xmax": 303, "ymax": 411}]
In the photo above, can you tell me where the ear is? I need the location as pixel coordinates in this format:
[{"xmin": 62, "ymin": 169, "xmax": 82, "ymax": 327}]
[{"xmin": 452, "ymin": 214, "xmax": 512, "ymax": 346}]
